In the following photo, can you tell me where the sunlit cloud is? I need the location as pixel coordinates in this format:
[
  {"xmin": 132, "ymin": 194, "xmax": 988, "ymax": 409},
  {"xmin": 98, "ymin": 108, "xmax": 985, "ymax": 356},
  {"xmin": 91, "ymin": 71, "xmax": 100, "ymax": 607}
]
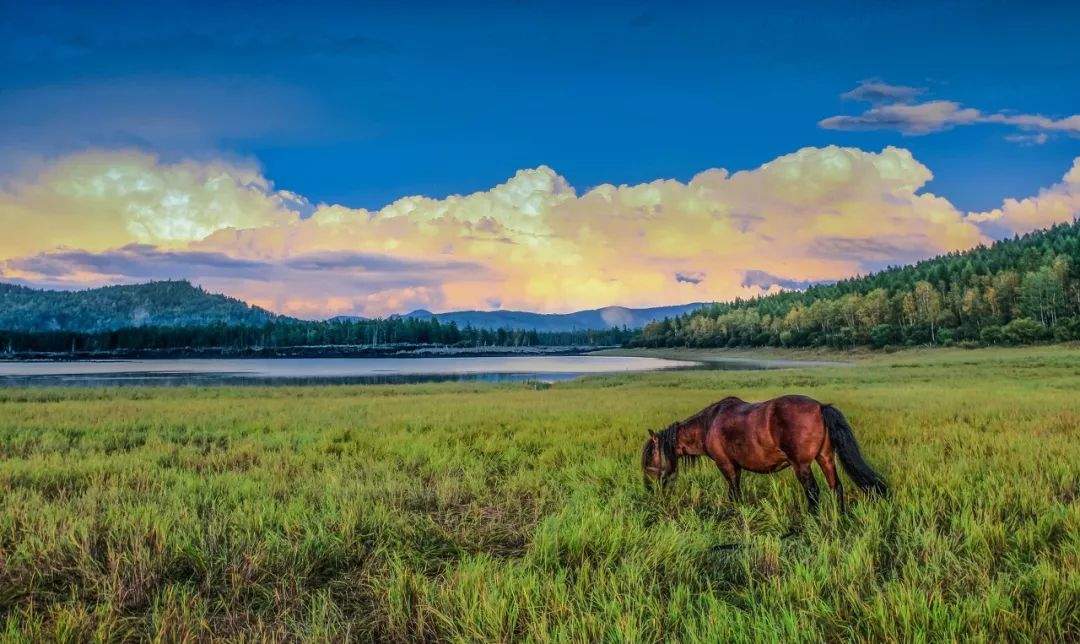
[
  {"xmin": 0, "ymin": 150, "xmax": 303, "ymax": 259},
  {"xmin": 820, "ymin": 100, "xmax": 982, "ymax": 135},
  {"xmin": 821, "ymin": 80, "xmax": 1080, "ymax": 142},
  {"xmin": 2, "ymin": 145, "xmax": 1077, "ymax": 318},
  {"xmin": 740, "ymin": 270, "xmax": 821, "ymax": 291},
  {"xmin": 1, "ymin": 244, "xmax": 485, "ymax": 316},
  {"xmin": 966, "ymin": 157, "xmax": 1080, "ymax": 234}
]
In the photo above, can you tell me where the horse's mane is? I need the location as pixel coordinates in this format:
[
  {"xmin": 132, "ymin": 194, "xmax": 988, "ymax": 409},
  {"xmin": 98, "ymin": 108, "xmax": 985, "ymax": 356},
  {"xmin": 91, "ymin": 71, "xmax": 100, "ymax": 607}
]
[
  {"xmin": 653, "ymin": 413, "xmax": 709, "ymax": 468},
  {"xmin": 661, "ymin": 422, "xmax": 702, "ymax": 468}
]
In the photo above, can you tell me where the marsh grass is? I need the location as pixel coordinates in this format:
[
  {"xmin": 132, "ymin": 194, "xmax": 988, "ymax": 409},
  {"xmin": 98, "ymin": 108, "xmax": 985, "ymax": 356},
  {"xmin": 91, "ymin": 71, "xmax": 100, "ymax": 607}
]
[{"xmin": 1, "ymin": 346, "xmax": 1078, "ymax": 641}]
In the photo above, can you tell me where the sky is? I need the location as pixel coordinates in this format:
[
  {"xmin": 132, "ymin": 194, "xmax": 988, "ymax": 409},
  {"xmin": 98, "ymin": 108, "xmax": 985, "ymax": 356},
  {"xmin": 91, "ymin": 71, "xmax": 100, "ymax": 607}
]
[{"xmin": 0, "ymin": 0, "xmax": 1078, "ymax": 317}]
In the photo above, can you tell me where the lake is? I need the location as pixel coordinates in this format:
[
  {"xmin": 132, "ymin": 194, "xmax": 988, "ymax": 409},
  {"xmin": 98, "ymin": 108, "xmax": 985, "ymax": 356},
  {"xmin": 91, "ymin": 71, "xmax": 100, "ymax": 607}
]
[{"xmin": 0, "ymin": 356, "xmax": 706, "ymax": 387}]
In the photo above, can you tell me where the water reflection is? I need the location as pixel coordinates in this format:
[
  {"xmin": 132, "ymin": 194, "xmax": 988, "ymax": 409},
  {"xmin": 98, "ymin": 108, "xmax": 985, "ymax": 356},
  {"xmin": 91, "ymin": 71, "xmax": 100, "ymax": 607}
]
[
  {"xmin": 0, "ymin": 371, "xmax": 596, "ymax": 387},
  {"xmin": 0, "ymin": 356, "xmax": 698, "ymax": 387}
]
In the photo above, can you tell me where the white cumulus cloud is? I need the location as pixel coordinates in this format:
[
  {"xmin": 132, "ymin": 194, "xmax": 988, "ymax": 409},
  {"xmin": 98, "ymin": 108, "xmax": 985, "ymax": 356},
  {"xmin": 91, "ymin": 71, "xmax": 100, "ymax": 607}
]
[
  {"xmin": 967, "ymin": 158, "xmax": 1080, "ymax": 234},
  {"xmin": 0, "ymin": 150, "xmax": 304, "ymax": 260}
]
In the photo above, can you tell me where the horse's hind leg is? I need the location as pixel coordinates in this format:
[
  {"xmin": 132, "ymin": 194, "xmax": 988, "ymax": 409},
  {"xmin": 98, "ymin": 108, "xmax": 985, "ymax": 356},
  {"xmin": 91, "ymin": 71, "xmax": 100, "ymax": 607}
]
[
  {"xmin": 816, "ymin": 449, "xmax": 846, "ymax": 514},
  {"xmin": 793, "ymin": 463, "xmax": 820, "ymax": 514}
]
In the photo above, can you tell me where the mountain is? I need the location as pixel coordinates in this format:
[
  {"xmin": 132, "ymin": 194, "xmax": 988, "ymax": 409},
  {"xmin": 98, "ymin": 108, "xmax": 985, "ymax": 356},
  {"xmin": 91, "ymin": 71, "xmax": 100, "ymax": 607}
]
[
  {"xmin": 400, "ymin": 303, "xmax": 707, "ymax": 332},
  {"xmin": 0, "ymin": 279, "xmax": 704, "ymax": 335},
  {"xmin": 0, "ymin": 280, "xmax": 275, "ymax": 332},
  {"xmin": 633, "ymin": 221, "xmax": 1080, "ymax": 349}
]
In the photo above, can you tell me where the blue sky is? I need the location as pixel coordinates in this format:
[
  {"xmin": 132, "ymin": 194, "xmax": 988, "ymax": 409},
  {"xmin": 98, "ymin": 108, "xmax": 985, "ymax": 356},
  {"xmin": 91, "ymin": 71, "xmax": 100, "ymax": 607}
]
[{"xmin": 3, "ymin": 0, "xmax": 1077, "ymax": 211}]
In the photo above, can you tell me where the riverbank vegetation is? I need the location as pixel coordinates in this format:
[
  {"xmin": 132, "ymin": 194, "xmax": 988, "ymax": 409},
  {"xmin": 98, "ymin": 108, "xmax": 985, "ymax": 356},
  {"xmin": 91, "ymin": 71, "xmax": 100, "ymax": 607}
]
[
  {"xmin": 633, "ymin": 221, "xmax": 1080, "ymax": 350},
  {"xmin": 1, "ymin": 345, "xmax": 1076, "ymax": 640}
]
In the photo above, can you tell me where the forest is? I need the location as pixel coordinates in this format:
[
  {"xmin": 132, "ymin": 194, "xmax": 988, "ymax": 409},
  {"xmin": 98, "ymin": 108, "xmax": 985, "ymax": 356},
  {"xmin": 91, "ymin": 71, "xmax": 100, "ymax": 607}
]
[
  {"xmin": 0, "ymin": 280, "xmax": 272, "ymax": 333},
  {"xmin": 0, "ymin": 315, "xmax": 635, "ymax": 355},
  {"xmin": 631, "ymin": 221, "xmax": 1080, "ymax": 349}
]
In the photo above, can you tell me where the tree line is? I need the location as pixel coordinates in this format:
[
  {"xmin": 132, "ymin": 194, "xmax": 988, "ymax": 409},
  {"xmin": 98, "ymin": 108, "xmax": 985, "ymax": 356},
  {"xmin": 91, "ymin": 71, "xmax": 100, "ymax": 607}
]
[
  {"xmin": 1, "ymin": 315, "xmax": 635, "ymax": 354},
  {"xmin": 632, "ymin": 221, "xmax": 1080, "ymax": 349}
]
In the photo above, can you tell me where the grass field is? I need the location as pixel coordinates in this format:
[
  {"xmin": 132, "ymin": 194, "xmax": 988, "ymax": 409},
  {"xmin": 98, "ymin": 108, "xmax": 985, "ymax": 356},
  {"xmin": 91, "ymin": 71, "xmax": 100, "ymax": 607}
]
[{"xmin": 1, "ymin": 346, "xmax": 1078, "ymax": 641}]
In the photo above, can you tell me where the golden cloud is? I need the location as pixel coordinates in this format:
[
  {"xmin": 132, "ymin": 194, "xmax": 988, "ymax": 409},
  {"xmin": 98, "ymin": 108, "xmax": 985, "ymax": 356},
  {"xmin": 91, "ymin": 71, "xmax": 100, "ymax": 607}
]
[
  {"xmin": 966, "ymin": 158, "xmax": 1080, "ymax": 234},
  {"xmin": 0, "ymin": 150, "xmax": 302, "ymax": 259},
  {"xmin": 2, "ymin": 146, "xmax": 1074, "ymax": 317}
]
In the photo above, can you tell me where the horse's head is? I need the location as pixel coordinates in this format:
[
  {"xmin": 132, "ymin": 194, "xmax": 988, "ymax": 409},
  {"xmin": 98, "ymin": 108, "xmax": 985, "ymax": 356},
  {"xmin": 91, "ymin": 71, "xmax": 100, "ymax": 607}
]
[{"xmin": 641, "ymin": 427, "xmax": 676, "ymax": 490}]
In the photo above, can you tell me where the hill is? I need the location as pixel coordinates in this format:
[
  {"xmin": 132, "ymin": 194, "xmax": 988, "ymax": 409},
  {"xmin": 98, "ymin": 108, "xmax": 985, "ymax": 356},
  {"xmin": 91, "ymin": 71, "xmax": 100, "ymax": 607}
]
[
  {"xmin": 0, "ymin": 280, "xmax": 275, "ymax": 333},
  {"xmin": 401, "ymin": 303, "xmax": 706, "ymax": 332},
  {"xmin": 0, "ymin": 279, "xmax": 703, "ymax": 338},
  {"xmin": 633, "ymin": 221, "xmax": 1080, "ymax": 349}
]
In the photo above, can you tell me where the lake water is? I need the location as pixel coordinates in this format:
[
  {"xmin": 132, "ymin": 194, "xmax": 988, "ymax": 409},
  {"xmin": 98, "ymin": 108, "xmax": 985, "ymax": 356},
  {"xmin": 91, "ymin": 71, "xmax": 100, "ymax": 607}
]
[{"xmin": 0, "ymin": 356, "xmax": 703, "ymax": 387}]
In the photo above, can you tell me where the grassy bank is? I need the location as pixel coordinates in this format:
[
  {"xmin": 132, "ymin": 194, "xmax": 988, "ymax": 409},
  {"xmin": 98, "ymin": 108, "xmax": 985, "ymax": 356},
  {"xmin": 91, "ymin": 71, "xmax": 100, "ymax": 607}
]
[
  {"xmin": 596, "ymin": 342, "xmax": 1080, "ymax": 363},
  {"xmin": 592, "ymin": 344, "xmax": 870, "ymax": 361},
  {"xmin": 1, "ymin": 347, "xmax": 1077, "ymax": 640}
]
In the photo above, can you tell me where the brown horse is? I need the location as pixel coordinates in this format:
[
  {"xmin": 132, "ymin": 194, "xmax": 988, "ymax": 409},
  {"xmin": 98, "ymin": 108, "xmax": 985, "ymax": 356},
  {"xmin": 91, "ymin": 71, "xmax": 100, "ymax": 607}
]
[{"xmin": 641, "ymin": 395, "xmax": 887, "ymax": 513}]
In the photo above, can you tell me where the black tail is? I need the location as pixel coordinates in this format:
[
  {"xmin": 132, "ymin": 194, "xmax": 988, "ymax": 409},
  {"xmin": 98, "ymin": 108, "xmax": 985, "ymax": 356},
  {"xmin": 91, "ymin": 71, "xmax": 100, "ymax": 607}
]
[{"xmin": 821, "ymin": 405, "xmax": 888, "ymax": 496}]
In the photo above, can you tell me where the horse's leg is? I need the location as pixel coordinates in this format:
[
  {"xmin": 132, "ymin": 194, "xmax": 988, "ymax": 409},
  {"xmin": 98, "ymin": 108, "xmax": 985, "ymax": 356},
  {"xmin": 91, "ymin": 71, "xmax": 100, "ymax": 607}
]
[
  {"xmin": 793, "ymin": 462, "xmax": 820, "ymax": 514},
  {"xmin": 725, "ymin": 466, "xmax": 742, "ymax": 503},
  {"xmin": 714, "ymin": 458, "xmax": 741, "ymax": 503},
  {"xmin": 816, "ymin": 450, "xmax": 845, "ymax": 514}
]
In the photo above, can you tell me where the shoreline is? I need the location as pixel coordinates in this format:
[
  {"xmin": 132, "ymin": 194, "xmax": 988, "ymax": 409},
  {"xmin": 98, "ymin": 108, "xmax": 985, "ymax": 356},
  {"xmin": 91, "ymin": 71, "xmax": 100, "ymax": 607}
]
[
  {"xmin": 593, "ymin": 342, "xmax": 1080, "ymax": 365},
  {"xmin": 0, "ymin": 344, "xmax": 616, "ymax": 362},
  {"xmin": 590, "ymin": 346, "xmax": 856, "ymax": 366}
]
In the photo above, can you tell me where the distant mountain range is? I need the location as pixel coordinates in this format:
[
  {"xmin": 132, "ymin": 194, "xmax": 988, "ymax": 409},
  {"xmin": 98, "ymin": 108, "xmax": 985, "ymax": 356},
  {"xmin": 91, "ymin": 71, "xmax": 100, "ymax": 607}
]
[
  {"xmin": 0, "ymin": 280, "xmax": 705, "ymax": 333},
  {"xmin": 0, "ymin": 281, "xmax": 275, "ymax": 333},
  {"xmin": 395, "ymin": 303, "xmax": 707, "ymax": 332}
]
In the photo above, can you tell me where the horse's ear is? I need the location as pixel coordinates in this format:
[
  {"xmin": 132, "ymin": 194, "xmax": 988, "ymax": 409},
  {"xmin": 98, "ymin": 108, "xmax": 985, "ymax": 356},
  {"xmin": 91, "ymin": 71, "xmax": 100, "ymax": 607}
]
[{"xmin": 648, "ymin": 429, "xmax": 657, "ymax": 438}]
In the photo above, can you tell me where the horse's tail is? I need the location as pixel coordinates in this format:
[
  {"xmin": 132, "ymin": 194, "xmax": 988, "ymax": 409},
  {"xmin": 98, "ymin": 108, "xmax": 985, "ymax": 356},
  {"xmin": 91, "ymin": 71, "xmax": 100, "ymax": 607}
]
[{"xmin": 821, "ymin": 404, "xmax": 888, "ymax": 496}]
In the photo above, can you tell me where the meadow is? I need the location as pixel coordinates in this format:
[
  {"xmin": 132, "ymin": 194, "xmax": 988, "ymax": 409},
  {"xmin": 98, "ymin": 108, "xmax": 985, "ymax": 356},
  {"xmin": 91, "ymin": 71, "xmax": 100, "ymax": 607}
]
[{"xmin": 0, "ymin": 346, "xmax": 1077, "ymax": 641}]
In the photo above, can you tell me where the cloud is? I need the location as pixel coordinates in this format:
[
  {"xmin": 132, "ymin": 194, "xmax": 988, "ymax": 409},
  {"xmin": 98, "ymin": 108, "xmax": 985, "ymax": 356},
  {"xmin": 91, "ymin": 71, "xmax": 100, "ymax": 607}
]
[
  {"xmin": 821, "ymin": 81, "xmax": 1080, "ymax": 141},
  {"xmin": 6, "ymin": 146, "xmax": 1072, "ymax": 318},
  {"xmin": 2, "ymin": 244, "xmax": 485, "ymax": 316},
  {"xmin": 841, "ymin": 80, "xmax": 925, "ymax": 104},
  {"xmin": 820, "ymin": 100, "xmax": 982, "ymax": 135},
  {"xmin": 675, "ymin": 271, "xmax": 705, "ymax": 284},
  {"xmin": 966, "ymin": 158, "xmax": 1080, "ymax": 234},
  {"xmin": 0, "ymin": 150, "xmax": 305, "ymax": 259},
  {"xmin": 4, "ymin": 244, "xmax": 265, "ymax": 279},
  {"xmin": 1005, "ymin": 133, "xmax": 1049, "ymax": 146},
  {"xmin": 740, "ymin": 270, "xmax": 822, "ymax": 291},
  {"xmin": 813, "ymin": 237, "xmax": 935, "ymax": 265},
  {"xmin": 982, "ymin": 112, "xmax": 1080, "ymax": 135}
]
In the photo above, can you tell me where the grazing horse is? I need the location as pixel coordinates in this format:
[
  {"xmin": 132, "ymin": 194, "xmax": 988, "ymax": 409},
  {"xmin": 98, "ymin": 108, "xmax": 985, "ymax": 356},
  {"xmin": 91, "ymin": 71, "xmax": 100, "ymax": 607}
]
[{"xmin": 641, "ymin": 395, "xmax": 887, "ymax": 513}]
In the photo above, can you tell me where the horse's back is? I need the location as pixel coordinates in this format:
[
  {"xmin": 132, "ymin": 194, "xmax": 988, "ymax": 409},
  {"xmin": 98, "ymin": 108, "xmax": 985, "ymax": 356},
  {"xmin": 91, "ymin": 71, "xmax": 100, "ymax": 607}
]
[
  {"xmin": 709, "ymin": 394, "xmax": 826, "ymax": 470},
  {"xmin": 770, "ymin": 394, "xmax": 825, "ymax": 417},
  {"xmin": 717, "ymin": 394, "xmax": 822, "ymax": 418}
]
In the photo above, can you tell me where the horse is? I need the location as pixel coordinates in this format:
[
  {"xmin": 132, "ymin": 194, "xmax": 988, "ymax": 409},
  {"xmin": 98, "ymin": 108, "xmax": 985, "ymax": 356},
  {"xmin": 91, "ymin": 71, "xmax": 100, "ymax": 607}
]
[{"xmin": 641, "ymin": 395, "xmax": 887, "ymax": 513}]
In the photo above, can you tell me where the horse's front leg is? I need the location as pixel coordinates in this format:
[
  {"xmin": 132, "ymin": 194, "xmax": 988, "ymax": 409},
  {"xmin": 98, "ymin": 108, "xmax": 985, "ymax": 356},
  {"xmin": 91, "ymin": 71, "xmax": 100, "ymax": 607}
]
[{"xmin": 714, "ymin": 458, "xmax": 741, "ymax": 503}]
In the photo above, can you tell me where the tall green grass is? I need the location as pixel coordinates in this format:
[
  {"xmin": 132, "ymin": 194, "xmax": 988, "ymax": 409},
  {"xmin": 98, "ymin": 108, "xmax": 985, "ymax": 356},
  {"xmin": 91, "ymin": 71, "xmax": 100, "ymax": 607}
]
[{"xmin": 1, "ymin": 346, "xmax": 1077, "ymax": 641}]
